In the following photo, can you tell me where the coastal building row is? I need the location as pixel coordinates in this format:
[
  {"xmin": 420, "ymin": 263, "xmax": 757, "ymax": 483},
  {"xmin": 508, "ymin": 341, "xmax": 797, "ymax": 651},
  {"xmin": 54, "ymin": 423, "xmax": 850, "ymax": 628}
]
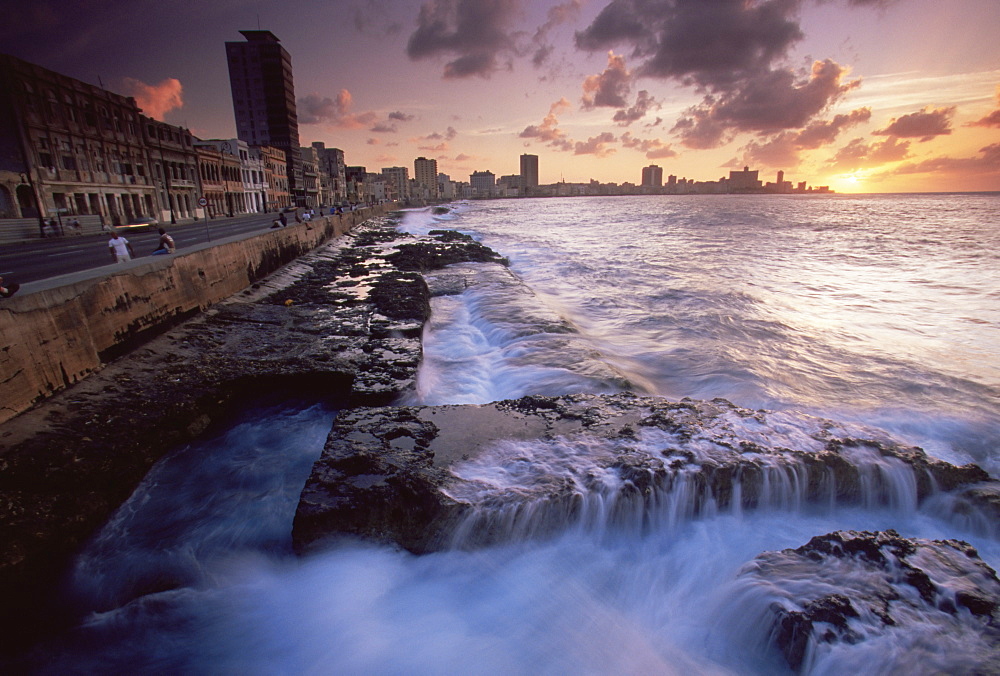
[
  {"xmin": 0, "ymin": 50, "xmax": 359, "ymax": 229},
  {"xmin": 638, "ymin": 163, "xmax": 830, "ymax": 195}
]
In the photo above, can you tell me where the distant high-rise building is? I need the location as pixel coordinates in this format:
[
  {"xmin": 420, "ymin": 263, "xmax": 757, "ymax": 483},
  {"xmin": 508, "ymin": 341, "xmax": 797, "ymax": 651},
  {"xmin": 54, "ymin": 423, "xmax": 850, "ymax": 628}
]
[
  {"xmin": 470, "ymin": 170, "xmax": 496, "ymax": 197},
  {"xmin": 312, "ymin": 142, "xmax": 347, "ymax": 203},
  {"xmin": 225, "ymin": 30, "xmax": 303, "ymax": 203},
  {"xmin": 414, "ymin": 157, "xmax": 439, "ymax": 198},
  {"xmin": 381, "ymin": 166, "xmax": 409, "ymax": 201},
  {"xmin": 641, "ymin": 165, "xmax": 663, "ymax": 188},
  {"xmin": 727, "ymin": 166, "xmax": 761, "ymax": 192},
  {"xmin": 520, "ymin": 154, "xmax": 539, "ymax": 192}
]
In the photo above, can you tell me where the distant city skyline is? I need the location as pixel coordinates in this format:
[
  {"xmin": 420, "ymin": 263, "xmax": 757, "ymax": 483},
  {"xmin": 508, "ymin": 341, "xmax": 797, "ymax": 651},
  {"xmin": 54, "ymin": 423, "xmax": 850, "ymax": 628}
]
[{"xmin": 3, "ymin": 0, "xmax": 999, "ymax": 193}]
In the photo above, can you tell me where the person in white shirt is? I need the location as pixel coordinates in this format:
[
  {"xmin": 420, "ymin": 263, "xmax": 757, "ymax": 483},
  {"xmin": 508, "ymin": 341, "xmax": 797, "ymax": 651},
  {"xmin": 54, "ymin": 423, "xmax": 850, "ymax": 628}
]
[
  {"xmin": 151, "ymin": 228, "xmax": 175, "ymax": 255},
  {"xmin": 108, "ymin": 232, "xmax": 135, "ymax": 263}
]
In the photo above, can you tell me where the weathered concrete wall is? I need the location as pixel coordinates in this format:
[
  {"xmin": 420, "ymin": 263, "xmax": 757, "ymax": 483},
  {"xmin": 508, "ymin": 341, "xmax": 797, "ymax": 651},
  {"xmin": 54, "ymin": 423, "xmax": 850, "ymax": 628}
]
[{"xmin": 0, "ymin": 205, "xmax": 395, "ymax": 424}]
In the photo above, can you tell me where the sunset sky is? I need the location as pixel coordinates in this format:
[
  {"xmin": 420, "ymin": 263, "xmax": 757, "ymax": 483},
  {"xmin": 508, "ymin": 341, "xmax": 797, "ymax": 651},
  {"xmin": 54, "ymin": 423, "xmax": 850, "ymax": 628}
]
[{"xmin": 4, "ymin": 0, "xmax": 1000, "ymax": 193}]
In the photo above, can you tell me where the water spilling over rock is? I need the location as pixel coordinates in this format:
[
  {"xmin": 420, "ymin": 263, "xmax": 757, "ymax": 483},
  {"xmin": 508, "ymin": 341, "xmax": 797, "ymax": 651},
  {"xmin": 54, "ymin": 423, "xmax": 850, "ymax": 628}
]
[
  {"xmin": 734, "ymin": 529, "xmax": 1000, "ymax": 673},
  {"xmin": 293, "ymin": 393, "xmax": 996, "ymax": 554}
]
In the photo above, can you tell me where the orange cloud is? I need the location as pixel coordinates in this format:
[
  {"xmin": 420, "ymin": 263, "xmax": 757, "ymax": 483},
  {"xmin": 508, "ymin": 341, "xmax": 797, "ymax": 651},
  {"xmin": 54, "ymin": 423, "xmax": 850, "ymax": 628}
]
[
  {"xmin": 122, "ymin": 77, "xmax": 183, "ymax": 120},
  {"xmin": 520, "ymin": 98, "xmax": 572, "ymax": 150},
  {"xmin": 298, "ymin": 89, "xmax": 378, "ymax": 129},
  {"xmin": 969, "ymin": 85, "xmax": 1000, "ymax": 128},
  {"xmin": 582, "ymin": 51, "xmax": 631, "ymax": 110}
]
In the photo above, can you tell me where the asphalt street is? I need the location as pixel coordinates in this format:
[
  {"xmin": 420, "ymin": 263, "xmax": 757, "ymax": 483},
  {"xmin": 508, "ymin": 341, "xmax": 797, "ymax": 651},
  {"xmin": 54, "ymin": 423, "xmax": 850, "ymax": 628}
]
[{"xmin": 0, "ymin": 212, "xmax": 282, "ymax": 285}]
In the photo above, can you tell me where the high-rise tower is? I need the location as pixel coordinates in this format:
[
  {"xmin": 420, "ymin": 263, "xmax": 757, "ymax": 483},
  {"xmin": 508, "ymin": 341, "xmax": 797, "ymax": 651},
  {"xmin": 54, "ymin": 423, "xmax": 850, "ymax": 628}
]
[
  {"xmin": 414, "ymin": 157, "xmax": 439, "ymax": 199},
  {"xmin": 520, "ymin": 154, "xmax": 539, "ymax": 193},
  {"xmin": 641, "ymin": 164, "xmax": 663, "ymax": 188},
  {"xmin": 225, "ymin": 30, "xmax": 303, "ymax": 204}
]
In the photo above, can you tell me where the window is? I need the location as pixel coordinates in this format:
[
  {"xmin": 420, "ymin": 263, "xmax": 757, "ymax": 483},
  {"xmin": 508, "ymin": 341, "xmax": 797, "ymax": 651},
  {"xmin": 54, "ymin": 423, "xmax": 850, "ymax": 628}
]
[
  {"xmin": 62, "ymin": 155, "xmax": 77, "ymax": 171},
  {"xmin": 64, "ymin": 95, "xmax": 77, "ymax": 123}
]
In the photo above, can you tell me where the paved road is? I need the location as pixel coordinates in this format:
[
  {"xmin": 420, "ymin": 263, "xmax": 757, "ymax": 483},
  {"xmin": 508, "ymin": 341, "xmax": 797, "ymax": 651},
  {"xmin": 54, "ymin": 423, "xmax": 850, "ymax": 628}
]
[{"xmin": 0, "ymin": 213, "xmax": 282, "ymax": 285}]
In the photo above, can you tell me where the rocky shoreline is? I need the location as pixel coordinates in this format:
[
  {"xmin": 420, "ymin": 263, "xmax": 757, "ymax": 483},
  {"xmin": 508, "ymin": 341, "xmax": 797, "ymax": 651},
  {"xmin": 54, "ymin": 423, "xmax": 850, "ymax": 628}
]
[
  {"xmin": 0, "ymin": 214, "xmax": 504, "ymax": 653},
  {"xmin": 2, "ymin": 211, "xmax": 998, "ymax": 669}
]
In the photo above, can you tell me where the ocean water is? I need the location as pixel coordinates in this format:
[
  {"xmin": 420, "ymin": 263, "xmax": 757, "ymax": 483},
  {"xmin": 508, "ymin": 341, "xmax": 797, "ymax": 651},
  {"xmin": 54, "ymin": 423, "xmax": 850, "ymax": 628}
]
[{"xmin": 25, "ymin": 195, "xmax": 1000, "ymax": 674}]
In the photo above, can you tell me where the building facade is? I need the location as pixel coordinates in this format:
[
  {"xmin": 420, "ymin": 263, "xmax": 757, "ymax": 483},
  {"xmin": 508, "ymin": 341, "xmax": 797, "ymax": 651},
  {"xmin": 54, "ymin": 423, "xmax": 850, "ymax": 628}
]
[
  {"xmin": 142, "ymin": 116, "xmax": 200, "ymax": 223},
  {"xmin": 298, "ymin": 144, "xmax": 321, "ymax": 208},
  {"xmin": 381, "ymin": 166, "xmax": 409, "ymax": 202},
  {"xmin": 256, "ymin": 144, "xmax": 289, "ymax": 210},
  {"xmin": 728, "ymin": 166, "xmax": 761, "ymax": 192},
  {"xmin": 641, "ymin": 164, "xmax": 663, "ymax": 188},
  {"xmin": 313, "ymin": 142, "xmax": 346, "ymax": 204},
  {"xmin": 414, "ymin": 156, "xmax": 439, "ymax": 199},
  {"xmin": 470, "ymin": 170, "xmax": 496, "ymax": 197},
  {"xmin": 519, "ymin": 154, "xmax": 539, "ymax": 194},
  {"xmin": 0, "ymin": 54, "xmax": 159, "ymax": 228},
  {"xmin": 225, "ymin": 30, "xmax": 303, "ymax": 205}
]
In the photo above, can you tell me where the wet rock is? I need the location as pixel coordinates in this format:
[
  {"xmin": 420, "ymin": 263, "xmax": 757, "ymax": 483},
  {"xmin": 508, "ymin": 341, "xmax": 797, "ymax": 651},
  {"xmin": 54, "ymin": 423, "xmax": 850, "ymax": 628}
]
[
  {"xmin": 293, "ymin": 394, "xmax": 1000, "ymax": 553},
  {"xmin": 741, "ymin": 529, "xmax": 1000, "ymax": 673},
  {"xmin": 0, "ymin": 216, "xmax": 512, "ymax": 653},
  {"xmin": 386, "ymin": 230, "xmax": 508, "ymax": 271}
]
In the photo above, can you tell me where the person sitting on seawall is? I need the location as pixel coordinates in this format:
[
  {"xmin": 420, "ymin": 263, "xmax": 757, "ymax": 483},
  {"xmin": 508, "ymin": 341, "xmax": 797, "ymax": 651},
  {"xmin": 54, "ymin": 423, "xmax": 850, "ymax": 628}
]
[
  {"xmin": 108, "ymin": 231, "xmax": 136, "ymax": 263},
  {"xmin": 0, "ymin": 275, "xmax": 19, "ymax": 298},
  {"xmin": 151, "ymin": 228, "xmax": 175, "ymax": 256}
]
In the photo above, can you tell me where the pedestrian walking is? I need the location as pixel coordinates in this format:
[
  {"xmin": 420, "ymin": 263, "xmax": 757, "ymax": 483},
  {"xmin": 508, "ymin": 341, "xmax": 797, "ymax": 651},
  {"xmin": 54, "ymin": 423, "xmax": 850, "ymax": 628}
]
[{"xmin": 108, "ymin": 231, "xmax": 135, "ymax": 263}]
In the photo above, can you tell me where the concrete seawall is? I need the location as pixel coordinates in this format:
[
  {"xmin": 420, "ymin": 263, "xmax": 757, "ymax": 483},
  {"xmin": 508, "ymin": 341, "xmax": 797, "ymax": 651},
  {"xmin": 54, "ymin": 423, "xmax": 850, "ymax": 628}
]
[{"xmin": 0, "ymin": 204, "xmax": 396, "ymax": 425}]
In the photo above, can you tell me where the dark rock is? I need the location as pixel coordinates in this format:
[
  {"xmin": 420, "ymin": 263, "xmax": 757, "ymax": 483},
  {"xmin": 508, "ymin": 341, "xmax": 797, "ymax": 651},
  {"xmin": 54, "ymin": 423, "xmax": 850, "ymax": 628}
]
[
  {"xmin": 0, "ymin": 216, "xmax": 512, "ymax": 654},
  {"xmin": 386, "ymin": 234, "xmax": 508, "ymax": 272},
  {"xmin": 744, "ymin": 530, "xmax": 1000, "ymax": 673},
  {"xmin": 293, "ymin": 394, "xmax": 1000, "ymax": 554}
]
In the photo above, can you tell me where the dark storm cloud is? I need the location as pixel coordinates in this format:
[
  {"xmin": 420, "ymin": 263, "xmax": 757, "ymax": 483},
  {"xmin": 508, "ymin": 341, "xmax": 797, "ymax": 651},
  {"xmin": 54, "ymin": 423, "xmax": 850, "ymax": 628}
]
[
  {"xmin": 827, "ymin": 135, "xmax": 910, "ymax": 171},
  {"xmin": 969, "ymin": 86, "xmax": 1000, "ymax": 128},
  {"xmin": 519, "ymin": 98, "xmax": 576, "ymax": 152},
  {"xmin": 882, "ymin": 142, "xmax": 1000, "ymax": 175},
  {"xmin": 740, "ymin": 107, "xmax": 870, "ymax": 167},
  {"xmin": 971, "ymin": 109, "xmax": 1000, "ymax": 128},
  {"xmin": 620, "ymin": 131, "xmax": 677, "ymax": 158},
  {"xmin": 406, "ymin": 0, "xmax": 521, "ymax": 78},
  {"xmin": 794, "ymin": 108, "xmax": 872, "ymax": 148},
  {"xmin": 672, "ymin": 59, "xmax": 859, "ymax": 148},
  {"xmin": 873, "ymin": 106, "xmax": 955, "ymax": 141},
  {"xmin": 613, "ymin": 90, "xmax": 661, "ymax": 126},
  {"xmin": 574, "ymin": 1, "xmax": 880, "ymax": 148},
  {"xmin": 829, "ymin": 0, "xmax": 900, "ymax": 6},
  {"xmin": 575, "ymin": 0, "xmax": 805, "ymax": 89},
  {"xmin": 297, "ymin": 91, "xmax": 378, "ymax": 128},
  {"xmin": 422, "ymin": 126, "xmax": 459, "ymax": 141},
  {"xmin": 574, "ymin": 132, "xmax": 617, "ymax": 156},
  {"xmin": 352, "ymin": 0, "xmax": 405, "ymax": 35},
  {"xmin": 581, "ymin": 52, "xmax": 632, "ymax": 109},
  {"xmin": 531, "ymin": 0, "xmax": 583, "ymax": 67}
]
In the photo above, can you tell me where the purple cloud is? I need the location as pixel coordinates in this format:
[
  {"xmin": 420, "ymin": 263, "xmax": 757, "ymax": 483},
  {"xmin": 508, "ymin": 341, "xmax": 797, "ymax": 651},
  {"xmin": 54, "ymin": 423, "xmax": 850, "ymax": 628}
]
[
  {"xmin": 874, "ymin": 106, "xmax": 955, "ymax": 141},
  {"xmin": 406, "ymin": 0, "xmax": 520, "ymax": 79}
]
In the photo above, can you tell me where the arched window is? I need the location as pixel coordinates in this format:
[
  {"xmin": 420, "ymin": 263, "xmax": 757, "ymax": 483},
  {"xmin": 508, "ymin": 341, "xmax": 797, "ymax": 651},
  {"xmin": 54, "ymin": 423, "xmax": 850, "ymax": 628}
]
[{"xmin": 0, "ymin": 185, "xmax": 15, "ymax": 218}]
